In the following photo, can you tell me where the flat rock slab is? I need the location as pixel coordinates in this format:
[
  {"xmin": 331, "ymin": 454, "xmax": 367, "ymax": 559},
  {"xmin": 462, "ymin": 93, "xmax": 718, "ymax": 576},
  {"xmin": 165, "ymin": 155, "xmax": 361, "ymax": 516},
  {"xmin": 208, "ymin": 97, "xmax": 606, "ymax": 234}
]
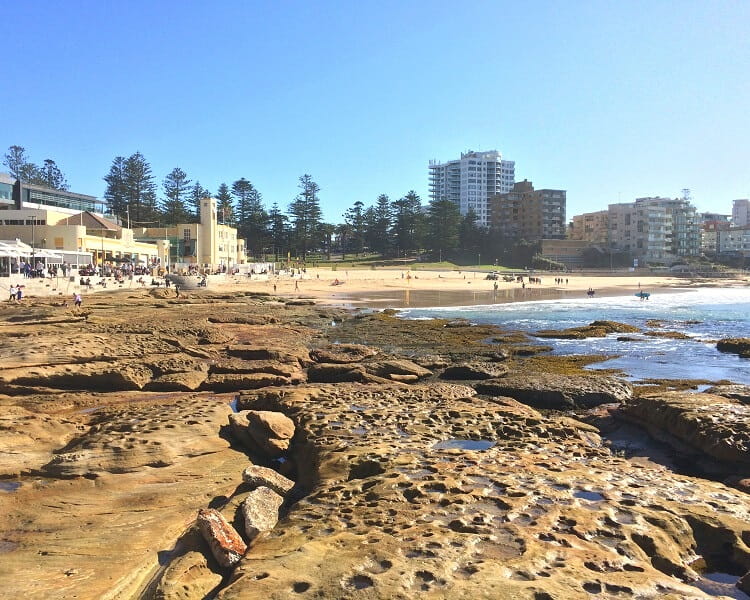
[
  {"xmin": 41, "ymin": 393, "xmax": 232, "ymax": 477},
  {"xmin": 619, "ymin": 392, "xmax": 750, "ymax": 464},
  {"xmin": 0, "ymin": 445, "xmax": 247, "ymax": 600},
  {"xmin": 706, "ymin": 384, "xmax": 750, "ymax": 404},
  {"xmin": 440, "ymin": 361, "xmax": 508, "ymax": 380},
  {"xmin": 309, "ymin": 343, "xmax": 378, "ymax": 364},
  {"xmin": 475, "ymin": 373, "xmax": 632, "ymax": 409}
]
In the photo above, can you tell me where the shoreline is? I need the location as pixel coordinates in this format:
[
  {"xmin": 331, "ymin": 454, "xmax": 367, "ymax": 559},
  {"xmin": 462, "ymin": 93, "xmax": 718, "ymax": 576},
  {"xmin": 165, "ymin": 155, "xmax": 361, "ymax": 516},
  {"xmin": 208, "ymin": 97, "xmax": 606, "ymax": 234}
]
[{"xmin": 3, "ymin": 267, "xmax": 748, "ymax": 310}]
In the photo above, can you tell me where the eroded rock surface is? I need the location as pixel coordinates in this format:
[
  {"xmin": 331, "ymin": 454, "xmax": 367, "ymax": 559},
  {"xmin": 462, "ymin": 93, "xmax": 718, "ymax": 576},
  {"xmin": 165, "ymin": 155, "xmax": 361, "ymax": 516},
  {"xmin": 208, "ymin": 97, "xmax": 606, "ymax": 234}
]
[
  {"xmin": 619, "ymin": 392, "xmax": 750, "ymax": 465},
  {"xmin": 476, "ymin": 373, "xmax": 633, "ymax": 409},
  {"xmin": 220, "ymin": 383, "xmax": 750, "ymax": 600}
]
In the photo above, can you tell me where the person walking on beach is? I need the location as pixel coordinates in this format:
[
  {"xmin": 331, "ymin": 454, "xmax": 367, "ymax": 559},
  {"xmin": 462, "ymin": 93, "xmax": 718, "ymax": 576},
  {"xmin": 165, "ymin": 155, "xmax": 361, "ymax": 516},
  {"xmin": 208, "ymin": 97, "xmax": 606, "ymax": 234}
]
[
  {"xmin": 175, "ymin": 285, "xmax": 180, "ymax": 299},
  {"xmin": 73, "ymin": 292, "xmax": 82, "ymax": 309},
  {"xmin": 8, "ymin": 285, "xmax": 16, "ymax": 302},
  {"xmin": 294, "ymin": 280, "xmax": 299, "ymax": 291}
]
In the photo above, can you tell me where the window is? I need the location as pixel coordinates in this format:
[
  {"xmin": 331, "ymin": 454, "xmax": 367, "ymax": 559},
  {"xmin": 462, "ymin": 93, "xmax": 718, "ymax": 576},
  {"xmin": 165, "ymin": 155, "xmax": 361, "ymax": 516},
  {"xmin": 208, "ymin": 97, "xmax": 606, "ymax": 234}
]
[{"xmin": 183, "ymin": 229, "xmax": 191, "ymax": 240}]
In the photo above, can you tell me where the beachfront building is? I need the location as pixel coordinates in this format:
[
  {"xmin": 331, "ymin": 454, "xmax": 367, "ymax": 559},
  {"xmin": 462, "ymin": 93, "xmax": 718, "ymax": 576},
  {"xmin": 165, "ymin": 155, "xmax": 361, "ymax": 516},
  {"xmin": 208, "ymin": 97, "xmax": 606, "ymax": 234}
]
[
  {"xmin": 0, "ymin": 206, "xmax": 167, "ymax": 269},
  {"xmin": 570, "ymin": 210, "xmax": 609, "ymax": 244},
  {"xmin": 606, "ymin": 196, "xmax": 700, "ymax": 264},
  {"xmin": 135, "ymin": 197, "xmax": 246, "ymax": 270},
  {"xmin": 428, "ymin": 150, "xmax": 515, "ymax": 227},
  {"xmin": 716, "ymin": 227, "xmax": 750, "ymax": 257},
  {"xmin": 0, "ymin": 172, "xmax": 106, "ymax": 214},
  {"xmin": 733, "ymin": 199, "xmax": 750, "ymax": 227},
  {"xmin": 488, "ymin": 180, "xmax": 566, "ymax": 242}
]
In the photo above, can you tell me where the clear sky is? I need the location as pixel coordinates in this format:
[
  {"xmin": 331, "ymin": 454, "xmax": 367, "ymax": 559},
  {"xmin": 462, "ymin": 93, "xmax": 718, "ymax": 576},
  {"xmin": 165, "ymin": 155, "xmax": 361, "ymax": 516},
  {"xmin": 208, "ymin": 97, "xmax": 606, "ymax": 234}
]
[{"xmin": 2, "ymin": 1, "xmax": 748, "ymax": 221}]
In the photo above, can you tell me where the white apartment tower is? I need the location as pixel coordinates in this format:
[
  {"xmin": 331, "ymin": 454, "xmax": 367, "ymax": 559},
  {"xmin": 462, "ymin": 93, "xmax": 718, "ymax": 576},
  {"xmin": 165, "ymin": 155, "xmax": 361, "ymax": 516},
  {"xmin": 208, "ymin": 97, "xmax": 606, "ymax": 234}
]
[
  {"xmin": 428, "ymin": 150, "xmax": 515, "ymax": 227},
  {"xmin": 733, "ymin": 199, "xmax": 750, "ymax": 227}
]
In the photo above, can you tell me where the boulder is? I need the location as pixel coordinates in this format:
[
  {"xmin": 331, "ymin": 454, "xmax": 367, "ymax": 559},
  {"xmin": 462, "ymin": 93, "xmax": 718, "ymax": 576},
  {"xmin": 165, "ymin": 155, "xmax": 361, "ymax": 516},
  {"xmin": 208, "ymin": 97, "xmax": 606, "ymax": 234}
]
[
  {"xmin": 618, "ymin": 392, "xmax": 750, "ymax": 465},
  {"xmin": 716, "ymin": 338, "xmax": 750, "ymax": 358},
  {"xmin": 196, "ymin": 508, "xmax": 247, "ymax": 568},
  {"xmin": 309, "ymin": 344, "xmax": 377, "ymax": 364},
  {"xmin": 227, "ymin": 412, "xmax": 255, "ymax": 450},
  {"xmin": 440, "ymin": 362, "xmax": 508, "ymax": 380},
  {"xmin": 475, "ymin": 373, "xmax": 632, "ymax": 409},
  {"xmin": 242, "ymin": 465, "xmax": 295, "ymax": 496},
  {"xmin": 246, "ymin": 410, "xmax": 295, "ymax": 457},
  {"xmin": 365, "ymin": 359, "xmax": 432, "ymax": 380},
  {"xmin": 241, "ymin": 487, "xmax": 284, "ymax": 540}
]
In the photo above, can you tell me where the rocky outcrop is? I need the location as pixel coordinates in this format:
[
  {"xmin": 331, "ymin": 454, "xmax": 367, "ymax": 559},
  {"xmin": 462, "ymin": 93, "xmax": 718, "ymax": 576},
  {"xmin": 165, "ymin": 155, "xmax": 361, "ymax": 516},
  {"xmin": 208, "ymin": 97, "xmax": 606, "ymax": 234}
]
[
  {"xmin": 309, "ymin": 343, "xmax": 377, "ymax": 363},
  {"xmin": 535, "ymin": 320, "xmax": 640, "ymax": 339},
  {"xmin": 365, "ymin": 359, "xmax": 432, "ymax": 381},
  {"xmin": 618, "ymin": 392, "xmax": 750, "ymax": 465},
  {"xmin": 476, "ymin": 373, "xmax": 633, "ymax": 409},
  {"xmin": 41, "ymin": 394, "xmax": 232, "ymax": 477},
  {"xmin": 220, "ymin": 382, "xmax": 750, "ymax": 600},
  {"xmin": 196, "ymin": 508, "xmax": 248, "ymax": 568},
  {"xmin": 307, "ymin": 363, "xmax": 391, "ymax": 384},
  {"xmin": 716, "ymin": 338, "xmax": 750, "ymax": 358},
  {"xmin": 0, "ymin": 406, "xmax": 82, "ymax": 477},
  {"xmin": 440, "ymin": 361, "xmax": 508, "ymax": 380},
  {"xmin": 706, "ymin": 384, "xmax": 750, "ymax": 404},
  {"xmin": 241, "ymin": 487, "xmax": 284, "ymax": 540},
  {"xmin": 204, "ymin": 373, "xmax": 294, "ymax": 392}
]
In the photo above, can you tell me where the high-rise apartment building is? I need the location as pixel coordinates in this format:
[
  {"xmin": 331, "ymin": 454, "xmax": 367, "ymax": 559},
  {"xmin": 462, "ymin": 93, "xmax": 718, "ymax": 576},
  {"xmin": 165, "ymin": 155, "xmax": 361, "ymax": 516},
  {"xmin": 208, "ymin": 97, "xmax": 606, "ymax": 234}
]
[
  {"xmin": 570, "ymin": 210, "xmax": 609, "ymax": 244},
  {"xmin": 428, "ymin": 150, "xmax": 515, "ymax": 227},
  {"xmin": 608, "ymin": 196, "xmax": 700, "ymax": 263},
  {"xmin": 733, "ymin": 199, "xmax": 750, "ymax": 227},
  {"xmin": 489, "ymin": 180, "xmax": 566, "ymax": 241}
]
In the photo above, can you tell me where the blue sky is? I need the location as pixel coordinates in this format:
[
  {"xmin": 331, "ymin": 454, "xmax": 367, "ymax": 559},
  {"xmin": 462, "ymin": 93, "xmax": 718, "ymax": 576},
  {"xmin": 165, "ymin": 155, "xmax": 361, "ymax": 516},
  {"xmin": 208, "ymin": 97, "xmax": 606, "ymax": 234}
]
[{"xmin": 2, "ymin": 1, "xmax": 748, "ymax": 221}]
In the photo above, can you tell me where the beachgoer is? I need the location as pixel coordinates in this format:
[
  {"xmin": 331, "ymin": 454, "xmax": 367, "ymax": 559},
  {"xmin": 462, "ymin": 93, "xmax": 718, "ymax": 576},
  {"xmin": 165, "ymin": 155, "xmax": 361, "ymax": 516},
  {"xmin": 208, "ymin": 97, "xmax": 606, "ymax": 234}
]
[
  {"xmin": 273, "ymin": 283, "xmax": 277, "ymax": 293},
  {"xmin": 8, "ymin": 285, "xmax": 16, "ymax": 301},
  {"xmin": 294, "ymin": 280, "xmax": 299, "ymax": 291},
  {"xmin": 493, "ymin": 282, "xmax": 499, "ymax": 291},
  {"xmin": 175, "ymin": 285, "xmax": 180, "ymax": 298},
  {"xmin": 16, "ymin": 287, "xmax": 23, "ymax": 301},
  {"xmin": 73, "ymin": 292, "xmax": 82, "ymax": 308}
]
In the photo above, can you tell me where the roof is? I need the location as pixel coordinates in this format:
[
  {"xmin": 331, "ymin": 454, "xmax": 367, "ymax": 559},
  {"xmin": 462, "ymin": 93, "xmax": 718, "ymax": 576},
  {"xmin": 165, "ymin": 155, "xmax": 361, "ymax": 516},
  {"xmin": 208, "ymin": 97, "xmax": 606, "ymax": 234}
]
[{"xmin": 59, "ymin": 211, "xmax": 121, "ymax": 231}]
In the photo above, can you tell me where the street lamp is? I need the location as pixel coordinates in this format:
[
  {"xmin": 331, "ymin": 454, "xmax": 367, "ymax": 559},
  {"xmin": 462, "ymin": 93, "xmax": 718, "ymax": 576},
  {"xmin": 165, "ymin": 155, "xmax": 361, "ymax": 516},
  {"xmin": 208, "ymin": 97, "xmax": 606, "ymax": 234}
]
[{"xmin": 28, "ymin": 215, "xmax": 35, "ymax": 274}]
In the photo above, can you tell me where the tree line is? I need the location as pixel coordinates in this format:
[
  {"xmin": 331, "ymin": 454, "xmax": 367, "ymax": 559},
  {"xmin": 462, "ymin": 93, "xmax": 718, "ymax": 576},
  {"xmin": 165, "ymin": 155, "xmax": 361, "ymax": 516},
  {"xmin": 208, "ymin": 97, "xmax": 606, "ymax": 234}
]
[
  {"xmin": 4, "ymin": 145, "xmax": 541, "ymax": 267},
  {"xmin": 3, "ymin": 145, "xmax": 69, "ymax": 191}
]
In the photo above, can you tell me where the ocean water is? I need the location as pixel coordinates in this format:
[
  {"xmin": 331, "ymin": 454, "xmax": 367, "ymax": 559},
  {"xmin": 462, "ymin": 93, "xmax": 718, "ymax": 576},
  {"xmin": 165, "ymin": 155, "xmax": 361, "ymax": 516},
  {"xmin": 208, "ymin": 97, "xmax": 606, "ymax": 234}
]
[{"xmin": 400, "ymin": 287, "xmax": 750, "ymax": 385}]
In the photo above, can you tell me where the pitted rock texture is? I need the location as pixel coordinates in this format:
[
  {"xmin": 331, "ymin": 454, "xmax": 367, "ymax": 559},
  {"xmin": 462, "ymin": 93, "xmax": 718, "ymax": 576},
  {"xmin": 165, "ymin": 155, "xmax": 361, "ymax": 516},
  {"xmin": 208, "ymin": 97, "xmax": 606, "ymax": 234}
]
[
  {"xmin": 476, "ymin": 373, "xmax": 633, "ymax": 409},
  {"xmin": 220, "ymin": 383, "xmax": 750, "ymax": 599},
  {"xmin": 619, "ymin": 392, "xmax": 750, "ymax": 465},
  {"xmin": 42, "ymin": 393, "xmax": 232, "ymax": 477}
]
